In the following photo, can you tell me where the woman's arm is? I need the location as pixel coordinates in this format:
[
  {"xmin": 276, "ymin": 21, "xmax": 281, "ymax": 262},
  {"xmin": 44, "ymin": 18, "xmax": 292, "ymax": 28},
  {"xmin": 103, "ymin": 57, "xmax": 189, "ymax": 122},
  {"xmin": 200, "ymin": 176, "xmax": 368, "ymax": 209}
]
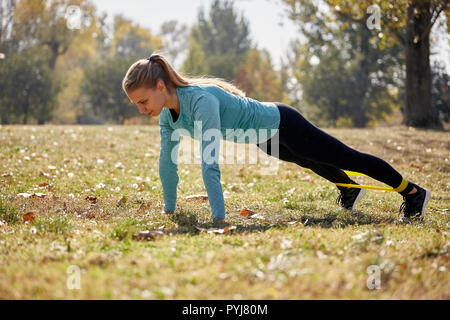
[
  {"xmin": 192, "ymin": 93, "xmax": 226, "ymax": 220},
  {"xmin": 159, "ymin": 118, "xmax": 181, "ymax": 213}
]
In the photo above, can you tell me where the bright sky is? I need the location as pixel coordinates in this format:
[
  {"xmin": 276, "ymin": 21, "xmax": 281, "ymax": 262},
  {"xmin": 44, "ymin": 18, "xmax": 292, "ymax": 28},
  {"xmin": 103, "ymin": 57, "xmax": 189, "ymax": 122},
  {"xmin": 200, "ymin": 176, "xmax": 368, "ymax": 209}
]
[
  {"xmin": 91, "ymin": 0, "xmax": 449, "ymax": 72},
  {"xmin": 91, "ymin": 0, "xmax": 298, "ymax": 68}
]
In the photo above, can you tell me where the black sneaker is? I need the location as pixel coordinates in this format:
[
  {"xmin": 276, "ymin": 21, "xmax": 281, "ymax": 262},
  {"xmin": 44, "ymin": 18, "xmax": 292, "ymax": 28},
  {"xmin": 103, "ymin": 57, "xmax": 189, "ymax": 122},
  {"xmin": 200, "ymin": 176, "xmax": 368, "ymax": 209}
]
[
  {"xmin": 336, "ymin": 186, "xmax": 367, "ymax": 211},
  {"xmin": 399, "ymin": 184, "xmax": 431, "ymax": 220}
]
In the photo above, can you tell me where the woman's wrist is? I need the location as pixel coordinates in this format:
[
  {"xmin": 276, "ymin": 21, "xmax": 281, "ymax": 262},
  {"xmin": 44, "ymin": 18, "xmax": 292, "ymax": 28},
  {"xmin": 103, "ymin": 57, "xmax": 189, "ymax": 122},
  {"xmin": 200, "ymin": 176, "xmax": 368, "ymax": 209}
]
[{"xmin": 162, "ymin": 209, "xmax": 175, "ymax": 215}]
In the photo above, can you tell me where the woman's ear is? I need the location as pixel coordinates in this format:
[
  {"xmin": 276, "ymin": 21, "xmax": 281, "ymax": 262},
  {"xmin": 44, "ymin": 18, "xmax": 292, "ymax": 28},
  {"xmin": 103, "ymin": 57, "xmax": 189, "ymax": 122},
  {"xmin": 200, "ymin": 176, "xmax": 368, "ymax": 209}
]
[{"xmin": 156, "ymin": 80, "xmax": 166, "ymax": 92}]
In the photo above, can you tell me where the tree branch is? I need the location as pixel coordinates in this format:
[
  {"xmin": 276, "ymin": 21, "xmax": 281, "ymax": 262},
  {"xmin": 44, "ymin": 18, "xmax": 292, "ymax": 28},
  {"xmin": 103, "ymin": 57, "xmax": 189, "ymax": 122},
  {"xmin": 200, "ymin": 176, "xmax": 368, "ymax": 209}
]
[
  {"xmin": 335, "ymin": 6, "xmax": 407, "ymax": 46},
  {"xmin": 421, "ymin": 0, "xmax": 449, "ymax": 41}
]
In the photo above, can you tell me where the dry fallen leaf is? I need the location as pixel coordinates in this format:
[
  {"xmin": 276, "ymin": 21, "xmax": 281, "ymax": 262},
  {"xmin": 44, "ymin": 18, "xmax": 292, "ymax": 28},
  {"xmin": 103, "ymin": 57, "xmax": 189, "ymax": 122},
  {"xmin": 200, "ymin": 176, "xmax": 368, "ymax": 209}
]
[
  {"xmin": 132, "ymin": 230, "xmax": 164, "ymax": 241},
  {"xmin": 195, "ymin": 225, "xmax": 237, "ymax": 234},
  {"xmin": 39, "ymin": 171, "xmax": 51, "ymax": 178},
  {"xmin": 23, "ymin": 211, "xmax": 37, "ymax": 222},
  {"xmin": 249, "ymin": 213, "xmax": 265, "ymax": 220},
  {"xmin": 223, "ymin": 225, "xmax": 237, "ymax": 233},
  {"xmin": 33, "ymin": 193, "xmax": 46, "ymax": 198},
  {"xmin": 85, "ymin": 196, "xmax": 98, "ymax": 203},
  {"xmin": 82, "ymin": 210, "xmax": 96, "ymax": 219},
  {"xmin": 185, "ymin": 194, "xmax": 208, "ymax": 201},
  {"xmin": 17, "ymin": 193, "xmax": 33, "ymax": 198},
  {"xmin": 240, "ymin": 208, "xmax": 269, "ymax": 223},
  {"xmin": 240, "ymin": 208, "xmax": 259, "ymax": 217},
  {"xmin": 17, "ymin": 192, "xmax": 46, "ymax": 199},
  {"xmin": 137, "ymin": 201, "xmax": 152, "ymax": 214}
]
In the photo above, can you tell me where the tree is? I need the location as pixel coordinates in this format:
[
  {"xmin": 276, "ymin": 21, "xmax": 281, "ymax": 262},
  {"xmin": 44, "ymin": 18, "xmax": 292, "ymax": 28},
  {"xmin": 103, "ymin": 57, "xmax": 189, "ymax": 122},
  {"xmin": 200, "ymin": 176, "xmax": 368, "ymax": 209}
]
[
  {"xmin": 282, "ymin": 0, "xmax": 449, "ymax": 128},
  {"xmin": 80, "ymin": 15, "xmax": 164, "ymax": 124},
  {"xmin": 81, "ymin": 57, "xmax": 138, "ymax": 124},
  {"xmin": 0, "ymin": 0, "xmax": 16, "ymax": 53},
  {"xmin": 0, "ymin": 49, "xmax": 60, "ymax": 124},
  {"xmin": 11, "ymin": 0, "xmax": 98, "ymax": 69},
  {"xmin": 233, "ymin": 48, "xmax": 286, "ymax": 102},
  {"xmin": 403, "ymin": 0, "xmax": 448, "ymax": 127},
  {"xmin": 0, "ymin": 0, "xmax": 104, "ymax": 124},
  {"xmin": 111, "ymin": 15, "xmax": 163, "ymax": 59},
  {"xmin": 159, "ymin": 20, "xmax": 189, "ymax": 68},
  {"xmin": 182, "ymin": 0, "xmax": 252, "ymax": 80},
  {"xmin": 50, "ymin": 8, "xmax": 111, "ymax": 124},
  {"xmin": 281, "ymin": 0, "xmax": 404, "ymax": 127},
  {"xmin": 181, "ymin": 32, "xmax": 208, "ymax": 76},
  {"xmin": 431, "ymin": 61, "xmax": 450, "ymax": 122}
]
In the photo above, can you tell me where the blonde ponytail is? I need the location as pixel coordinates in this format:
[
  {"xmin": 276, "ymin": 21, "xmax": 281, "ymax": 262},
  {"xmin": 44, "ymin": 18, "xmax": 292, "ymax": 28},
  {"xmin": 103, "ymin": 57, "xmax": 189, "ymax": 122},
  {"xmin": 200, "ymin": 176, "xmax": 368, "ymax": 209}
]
[{"xmin": 122, "ymin": 52, "xmax": 246, "ymax": 98}]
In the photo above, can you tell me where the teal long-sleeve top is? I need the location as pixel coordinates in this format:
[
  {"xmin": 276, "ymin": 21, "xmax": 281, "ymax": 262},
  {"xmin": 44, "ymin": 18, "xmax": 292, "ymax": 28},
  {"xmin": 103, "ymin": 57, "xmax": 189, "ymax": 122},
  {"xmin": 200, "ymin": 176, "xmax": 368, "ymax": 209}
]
[{"xmin": 158, "ymin": 84, "xmax": 280, "ymax": 220}]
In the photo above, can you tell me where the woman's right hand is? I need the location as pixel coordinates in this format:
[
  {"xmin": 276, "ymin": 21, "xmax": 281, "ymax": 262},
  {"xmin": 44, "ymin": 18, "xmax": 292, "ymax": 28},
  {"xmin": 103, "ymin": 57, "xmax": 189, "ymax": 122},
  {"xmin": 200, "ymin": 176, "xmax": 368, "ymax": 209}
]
[{"xmin": 162, "ymin": 209, "xmax": 175, "ymax": 215}]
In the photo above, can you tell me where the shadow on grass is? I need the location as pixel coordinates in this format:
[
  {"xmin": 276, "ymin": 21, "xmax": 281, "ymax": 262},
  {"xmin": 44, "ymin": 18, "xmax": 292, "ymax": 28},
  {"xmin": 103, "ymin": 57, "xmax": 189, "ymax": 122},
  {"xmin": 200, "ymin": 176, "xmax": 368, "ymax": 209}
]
[{"xmin": 162, "ymin": 209, "xmax": 399, "ymax": 237}]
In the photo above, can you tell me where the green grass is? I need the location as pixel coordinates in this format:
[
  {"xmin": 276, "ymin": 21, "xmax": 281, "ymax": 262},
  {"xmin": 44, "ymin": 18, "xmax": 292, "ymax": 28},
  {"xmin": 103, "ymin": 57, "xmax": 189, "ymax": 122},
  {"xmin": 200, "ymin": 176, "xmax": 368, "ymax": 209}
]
[{"xmin": 0, "ymin": 124, "xmax": 448, "ymax": 299}]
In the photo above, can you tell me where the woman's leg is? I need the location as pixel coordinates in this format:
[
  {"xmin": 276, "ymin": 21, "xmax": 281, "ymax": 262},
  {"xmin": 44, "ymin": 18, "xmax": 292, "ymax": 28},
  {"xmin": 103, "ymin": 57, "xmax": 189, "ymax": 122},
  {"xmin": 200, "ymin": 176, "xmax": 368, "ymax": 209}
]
[
  {"xmin": 257, "ymin": 134, "xmax": 356, "ymax": 187},
  {"xmin": 272, "ymin": 103, "xmax": 415, "ymax": 196},
  {"xmin": 257, "ymin": 133, "xmax": 367, "ymax": 210}
]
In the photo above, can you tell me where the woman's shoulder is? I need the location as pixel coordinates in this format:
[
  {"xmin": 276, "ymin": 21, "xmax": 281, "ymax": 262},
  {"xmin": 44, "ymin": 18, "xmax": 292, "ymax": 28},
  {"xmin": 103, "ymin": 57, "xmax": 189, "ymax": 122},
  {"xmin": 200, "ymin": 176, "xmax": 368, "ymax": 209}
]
[
  {"xmin": 177, "ymin": 85, "xmax": 220, "ymax": 104},
  {"xmin": 177, "ymin": 83, "xmax": 220, "ymax": 94}
]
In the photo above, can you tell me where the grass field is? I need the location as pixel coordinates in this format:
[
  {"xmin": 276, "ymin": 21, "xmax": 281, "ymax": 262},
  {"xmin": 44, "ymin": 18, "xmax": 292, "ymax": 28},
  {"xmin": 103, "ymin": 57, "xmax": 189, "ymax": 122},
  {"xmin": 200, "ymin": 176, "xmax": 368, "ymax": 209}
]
[{"xmin": 0, "ymin": 124, "xmax": 448, "ymax": 299}]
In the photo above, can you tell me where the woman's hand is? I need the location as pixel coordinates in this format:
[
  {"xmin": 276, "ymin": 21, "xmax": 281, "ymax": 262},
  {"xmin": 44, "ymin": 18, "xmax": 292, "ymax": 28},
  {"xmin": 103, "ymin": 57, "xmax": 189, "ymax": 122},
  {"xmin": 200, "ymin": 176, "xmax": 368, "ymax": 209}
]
[{"xmin": 162, "ymin": 209, "xmax": 175, "ymax": 215}]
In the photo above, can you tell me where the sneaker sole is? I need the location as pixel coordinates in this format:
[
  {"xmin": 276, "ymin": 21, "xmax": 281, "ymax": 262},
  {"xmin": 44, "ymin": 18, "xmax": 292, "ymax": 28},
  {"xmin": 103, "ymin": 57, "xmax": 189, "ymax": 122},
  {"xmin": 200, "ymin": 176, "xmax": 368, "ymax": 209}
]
[
  {"xmin": 420, "ymin": 188, "xmax": 431, "ymax": 218},
  {"xmin": 351, "ymin": 188, "xmax": 367, "ymax": 211}
]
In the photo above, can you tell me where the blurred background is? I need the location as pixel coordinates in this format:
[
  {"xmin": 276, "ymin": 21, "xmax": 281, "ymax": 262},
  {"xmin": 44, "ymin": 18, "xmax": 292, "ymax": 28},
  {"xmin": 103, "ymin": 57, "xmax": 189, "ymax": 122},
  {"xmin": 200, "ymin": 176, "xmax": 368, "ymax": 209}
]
[{"xmin": 0, "ymin": 0, "xmax": 448, "ymax": 128}]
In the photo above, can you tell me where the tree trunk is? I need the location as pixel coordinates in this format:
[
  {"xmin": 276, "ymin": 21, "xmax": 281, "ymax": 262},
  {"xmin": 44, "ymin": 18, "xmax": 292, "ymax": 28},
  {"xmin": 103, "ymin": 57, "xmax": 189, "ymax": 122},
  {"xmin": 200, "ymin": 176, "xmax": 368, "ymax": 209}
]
[
  {"xmin": 23, "ymin": 94, "xmax": 30, "ymax": 124},
  {"xmin": 49, "ymin": 41, "xmax": 59, "ymax": 70},
  {"xmin": 23, "ymin": 103, "xmax": 28, "ymax": 124},
  {"xmin": 353, "ymin": 23, "xmax": 371, "ymax": 128},
  {"xmin": 404, "ymin": 0, "xmax": 442, "ymax": 128}
]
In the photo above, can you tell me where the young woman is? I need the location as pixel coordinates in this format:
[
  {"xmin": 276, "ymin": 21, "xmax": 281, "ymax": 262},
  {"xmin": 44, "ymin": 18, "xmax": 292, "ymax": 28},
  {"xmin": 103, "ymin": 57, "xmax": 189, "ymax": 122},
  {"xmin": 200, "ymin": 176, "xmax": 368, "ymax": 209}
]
[{"xmin": 122, "ymin": 53, "xmax": 431, "ymax": 226}]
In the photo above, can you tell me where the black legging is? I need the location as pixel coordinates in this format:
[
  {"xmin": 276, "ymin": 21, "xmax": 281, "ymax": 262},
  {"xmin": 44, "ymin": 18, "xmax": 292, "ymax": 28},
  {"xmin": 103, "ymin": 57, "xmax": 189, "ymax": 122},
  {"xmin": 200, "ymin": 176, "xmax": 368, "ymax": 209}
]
[{"xmin": 256, "ymin": 103, "xmax": 405, "ymax": 191}]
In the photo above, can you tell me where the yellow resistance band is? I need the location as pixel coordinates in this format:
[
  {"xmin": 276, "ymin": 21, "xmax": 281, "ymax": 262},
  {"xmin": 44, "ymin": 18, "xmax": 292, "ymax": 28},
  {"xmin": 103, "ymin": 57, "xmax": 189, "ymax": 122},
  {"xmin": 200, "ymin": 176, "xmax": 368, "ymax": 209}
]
[{"xmin": 334, "ymin": 171, "xmax": 408, "ymax": 192}]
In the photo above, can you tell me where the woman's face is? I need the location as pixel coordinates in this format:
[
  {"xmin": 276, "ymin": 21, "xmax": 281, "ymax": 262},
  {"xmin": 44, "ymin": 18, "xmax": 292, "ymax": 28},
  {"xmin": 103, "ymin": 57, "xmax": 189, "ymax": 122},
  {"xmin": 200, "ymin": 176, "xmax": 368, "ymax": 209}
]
[{"xmin": 128, "ymin": 81, "xmax": 167, "ymax": 117}]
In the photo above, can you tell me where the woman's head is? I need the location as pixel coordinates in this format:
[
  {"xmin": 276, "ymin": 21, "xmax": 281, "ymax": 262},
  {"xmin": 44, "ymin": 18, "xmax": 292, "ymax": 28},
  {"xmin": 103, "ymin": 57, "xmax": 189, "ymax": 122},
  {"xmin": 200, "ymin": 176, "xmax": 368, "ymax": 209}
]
[
  {"xmin": 122, "ymin": 53, "xmax": 246, "ymax": 116},
  {"xmin": 122, "ymin": 55, "xmax": 174, "ymax": 117},
  {"xmin": 122, "ymin": 54, "xmax": 180, "ymax": 97},
  {"xmin": 121, "ymin": 55, "xmax": 173, "ymax": 117}
]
